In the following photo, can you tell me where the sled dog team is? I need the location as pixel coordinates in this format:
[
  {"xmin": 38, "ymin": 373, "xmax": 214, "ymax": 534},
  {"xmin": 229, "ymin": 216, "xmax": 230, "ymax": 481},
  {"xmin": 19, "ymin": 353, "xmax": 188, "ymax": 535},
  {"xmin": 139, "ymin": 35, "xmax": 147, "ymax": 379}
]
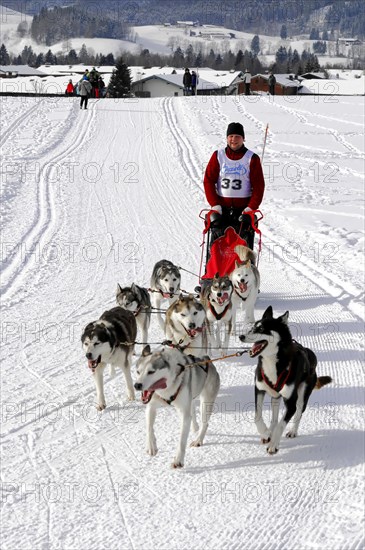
[{"xmin": 82, "ymin": 252, "xmax": 331, "ymax": 468}]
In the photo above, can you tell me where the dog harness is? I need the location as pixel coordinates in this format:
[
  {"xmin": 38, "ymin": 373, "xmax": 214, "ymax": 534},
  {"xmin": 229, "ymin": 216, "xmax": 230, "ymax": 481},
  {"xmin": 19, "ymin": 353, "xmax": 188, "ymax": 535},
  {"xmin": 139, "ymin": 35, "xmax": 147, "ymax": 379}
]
[
  {"xmin": 261, "ymin": 365, "xmax": 292, "ymax": 392},
  {"xmin": 208, "ymin": 301, "xmax": 231, "ymax": 321}
]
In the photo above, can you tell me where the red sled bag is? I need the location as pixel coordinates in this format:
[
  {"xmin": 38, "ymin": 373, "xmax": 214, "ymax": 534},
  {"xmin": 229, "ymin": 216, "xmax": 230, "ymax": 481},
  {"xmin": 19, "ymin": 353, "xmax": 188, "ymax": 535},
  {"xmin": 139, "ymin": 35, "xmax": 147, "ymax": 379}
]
[{"xmin": 202, "ymin": 226, "xmax": 247, "ymax": 279}]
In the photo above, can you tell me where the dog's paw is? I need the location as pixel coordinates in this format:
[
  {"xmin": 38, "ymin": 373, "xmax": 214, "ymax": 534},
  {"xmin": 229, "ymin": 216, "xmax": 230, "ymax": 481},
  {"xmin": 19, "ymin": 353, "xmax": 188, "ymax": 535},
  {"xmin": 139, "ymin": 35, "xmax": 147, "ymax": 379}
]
[
  {"xmin": 171, "ymin": 461, "xmax": 184, "ymax": 469},
  {"xmin": 146, "ymin": 444, "xmax": 158, "ymax": 456},
  {"xmin": 190, "ymin": 438, "xmax": 203, "ymax": 447},
  {"xmin": 267, "ymin": 445, "xmax": 278, "ymax": 455},
  {"xmin": 286, "ymin": 430, "xmax": 297, "ymax": 438},
  {"xmin": 261, "ymin": 437, "xmax": 270, "ymax": 444},
  {"xmin": 127, "ymin": 393, "xmax": 135, "ymax": 402},
  {"xmin": 96, "ymin": 403, "xmax": 106, "ymax": 411}
]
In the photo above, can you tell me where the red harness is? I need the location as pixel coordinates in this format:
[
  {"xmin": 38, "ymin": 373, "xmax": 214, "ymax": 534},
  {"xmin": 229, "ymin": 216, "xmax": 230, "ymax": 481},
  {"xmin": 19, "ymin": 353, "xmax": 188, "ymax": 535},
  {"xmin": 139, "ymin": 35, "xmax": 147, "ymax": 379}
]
[{"xmin": 261, "ymin": 365, "xmax": 292, "ymax": 392}]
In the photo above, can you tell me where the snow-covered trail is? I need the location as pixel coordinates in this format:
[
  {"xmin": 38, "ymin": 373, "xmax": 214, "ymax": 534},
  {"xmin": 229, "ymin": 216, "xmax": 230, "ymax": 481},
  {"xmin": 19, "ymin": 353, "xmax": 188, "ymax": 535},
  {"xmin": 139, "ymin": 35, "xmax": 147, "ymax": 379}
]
[{"xmin": 1, "ymin": 95, "xmax": 364, "ymax": 550}]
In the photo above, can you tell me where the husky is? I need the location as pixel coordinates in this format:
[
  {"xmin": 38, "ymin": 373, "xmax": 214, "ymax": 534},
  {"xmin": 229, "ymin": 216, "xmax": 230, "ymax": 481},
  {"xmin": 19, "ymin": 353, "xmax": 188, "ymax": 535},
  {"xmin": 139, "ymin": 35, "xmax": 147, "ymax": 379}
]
[
  {"xmin": 134, "ymin": 345, "xmax": 220, "ymax": 468},
  {"xmin": 150, "ymin": 259, "xmax": 181, "ymax": 331},
  {"xmin": 165, "ymin": 294, "xmax": 207, "ymax": 354},
  {"xmin": 116, "ymin": 283, "xmax": 151, "ymax": 345},
  {"xmin": 240, "ymin": 306, "xmax": 332, "ymax": 454},
  {"xmin": 229, "ymin": 245, "xmax": 260, "ymax": 325},
  {"xmin": 81, "ymin": 307, "xmax": 137, "ymax": 410},
  {"xmin": 201, "ymin": 273, "xmax": 234, "ymax": 355}
]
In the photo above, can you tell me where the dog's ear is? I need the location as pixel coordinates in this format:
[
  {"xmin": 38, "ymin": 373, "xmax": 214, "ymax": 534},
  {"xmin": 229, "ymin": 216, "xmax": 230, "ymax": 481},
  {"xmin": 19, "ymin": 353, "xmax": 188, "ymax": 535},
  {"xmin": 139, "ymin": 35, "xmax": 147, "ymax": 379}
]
[
  {"xmin": 131, "ymin": 283, "xmax": 141, "ymax": 299},
  {"xmin": 116, "ymin": 283, "xmax": 123, "ymax": 294},
  {"xmin": 263, "ymin": 306, "xmax": 273, "ymax": 319},
  {"xmin": 179, "ymin": 292, "xmax": 185, "ymax": 301},
  {"xmin": 142, "ymin": 345, "xmax": 151, "ymax": 356},
  {"xmin": 214, "ymin": 272, "xmax": 219, "ymax": 279},
  {"xmin": 279, "ymin": 311, "xmax": 289, "ymax": 324}
]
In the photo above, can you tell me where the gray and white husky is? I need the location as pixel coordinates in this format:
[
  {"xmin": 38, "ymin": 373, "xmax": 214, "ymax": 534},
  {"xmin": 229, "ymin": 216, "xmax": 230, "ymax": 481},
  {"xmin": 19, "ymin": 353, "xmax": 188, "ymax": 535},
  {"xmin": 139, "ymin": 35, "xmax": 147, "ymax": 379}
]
[
  {"xmin": 134, "ymin": 345, "xmax": 220, "ymax": 468},
  {"xmin": 240, "ymin": 306, "xmax": 332, "ymax": 454},
  {"xmin": 81, "ymin": 307, "xmax": 137, "ymax": 410},
  {"xmin": 116, "ymin": 283, "xmax": 151, "ymax": 345},
  {"xmin": 201, "ymin": 273, "xmax": 234, "ymax": 355},
  {"xmin": 165, "ymin": 294, "xmax": 207, "ymax": 354},
  {"xmin": 150, "ymin": 259, "xmax": 181, "ymax": 331},
  {"xmin": 229, "ymin": 245, "xmax": 260, "ymax": 325}
]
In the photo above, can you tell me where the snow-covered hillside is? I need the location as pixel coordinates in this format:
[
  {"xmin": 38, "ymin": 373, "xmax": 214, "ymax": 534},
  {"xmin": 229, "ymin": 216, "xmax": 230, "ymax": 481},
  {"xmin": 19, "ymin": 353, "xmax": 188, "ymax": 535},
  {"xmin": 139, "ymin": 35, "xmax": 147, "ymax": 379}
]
[
  {"xmin": 1, "ymin": 94, "xmax": 364, "ymax": 549},
  {"xmin": 0, "ymin": 4, "xmax": 360, "ymax": 69}
]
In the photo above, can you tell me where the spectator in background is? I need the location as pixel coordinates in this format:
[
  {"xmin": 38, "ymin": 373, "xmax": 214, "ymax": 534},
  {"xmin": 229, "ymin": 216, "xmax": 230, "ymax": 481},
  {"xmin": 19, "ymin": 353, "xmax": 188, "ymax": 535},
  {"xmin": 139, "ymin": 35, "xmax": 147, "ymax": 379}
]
[
  {"xmin": 65, "ymin": 79, "xmax": 74, "ymax": 96},
  {"xmin": 191, "ymin": 70, "xmax": 198, "ymax": 95},
  {"xmin": 98, "ymin": 76, "xmax": 106, "ymax": 98},
  {"xmin": 183, "ymin": 68, "xmax": 192, "ymax": 96},
  {"xmin": 268, "ymin": 72, "xmax": 276, "ymax": 95},
  {"xmin": 79, "ymin": 78, "xmax": 92, "ymax": 109},
  {"xmin": 242, "ymin": 69, "xmax": 252, "ymax": 95}
]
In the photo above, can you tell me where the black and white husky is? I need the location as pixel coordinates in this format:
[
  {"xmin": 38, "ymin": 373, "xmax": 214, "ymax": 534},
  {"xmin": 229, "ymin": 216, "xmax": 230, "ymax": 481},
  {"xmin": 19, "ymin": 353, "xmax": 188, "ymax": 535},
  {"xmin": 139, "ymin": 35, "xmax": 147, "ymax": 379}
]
[
  {"xmin": 150, "ymin": 259, "xmax": 181, "ymax": 331},
  {"xmin": 229, "ymin": 245, "xmax": 260, "ymax": 325},
  {"xmin": 165, "ymin": 294, "xmax": 207, "ymax": 354},
  {"xmin": 134, "ymin": 345, "xmax": 220, "ymax": 468},
  {"xmin": 201, "ymin": 273, "xmax": 234, "ymax": 355},
  {"xmin": 81, "ymin": 307, "xmax": 137, "ymax": 410},
  {"xmin": 240, "ymin": 306, "xmax": 332, "ymax": 454},
  {"xmin": 116, "ymin": 283, "xmax": 151, "ymax": 345}
]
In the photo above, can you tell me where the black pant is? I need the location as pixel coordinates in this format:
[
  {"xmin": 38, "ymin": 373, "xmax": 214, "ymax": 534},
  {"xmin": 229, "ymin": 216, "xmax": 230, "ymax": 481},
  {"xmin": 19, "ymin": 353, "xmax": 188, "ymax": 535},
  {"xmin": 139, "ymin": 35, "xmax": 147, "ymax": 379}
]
[
  {"xmin": 80, "ymin": 96, "xmax": 89, "ymax": 109},
  {"xmin": 208, "ymin": 207, "xmax": 255, "ymax": 254}
]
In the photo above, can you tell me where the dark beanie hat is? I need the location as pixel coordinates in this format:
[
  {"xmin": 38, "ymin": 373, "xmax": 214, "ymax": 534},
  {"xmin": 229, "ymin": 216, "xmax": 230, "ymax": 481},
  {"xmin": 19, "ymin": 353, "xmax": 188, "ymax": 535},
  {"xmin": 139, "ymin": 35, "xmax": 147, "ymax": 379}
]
[{"xmin": 226, "ymin": 122, "xmax": 245, "ymax": 138}]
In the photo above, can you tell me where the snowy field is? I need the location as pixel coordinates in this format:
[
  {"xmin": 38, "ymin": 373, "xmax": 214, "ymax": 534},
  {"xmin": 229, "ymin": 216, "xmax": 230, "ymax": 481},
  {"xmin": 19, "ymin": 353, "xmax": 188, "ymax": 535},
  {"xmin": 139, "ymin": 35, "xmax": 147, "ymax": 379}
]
[{"xmin": 0, "ymin": 94, "xmax": 364, "ymax": 550}]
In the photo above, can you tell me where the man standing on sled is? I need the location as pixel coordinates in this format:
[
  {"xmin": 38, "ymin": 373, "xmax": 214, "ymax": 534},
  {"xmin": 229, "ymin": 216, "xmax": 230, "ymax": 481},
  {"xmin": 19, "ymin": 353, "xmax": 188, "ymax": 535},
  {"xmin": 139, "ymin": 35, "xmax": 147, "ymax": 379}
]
[{"xmin": 203, "ymin": 121, "xmax": 265, "ymax": 251}]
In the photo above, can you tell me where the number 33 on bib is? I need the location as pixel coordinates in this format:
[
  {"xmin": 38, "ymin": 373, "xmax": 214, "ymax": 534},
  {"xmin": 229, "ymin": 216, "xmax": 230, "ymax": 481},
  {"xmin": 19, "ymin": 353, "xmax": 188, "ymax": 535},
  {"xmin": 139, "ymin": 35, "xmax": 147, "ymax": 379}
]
[{"xmin": 216, "ymin": 149, "xmax": 254, "ymax": 198}]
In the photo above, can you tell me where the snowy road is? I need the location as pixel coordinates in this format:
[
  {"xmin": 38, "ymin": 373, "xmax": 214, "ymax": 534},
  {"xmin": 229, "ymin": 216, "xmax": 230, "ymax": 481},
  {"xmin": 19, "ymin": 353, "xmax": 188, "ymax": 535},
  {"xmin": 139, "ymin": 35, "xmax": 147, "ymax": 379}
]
[{"xmin": 1, "ymin": 94, "xmax": 364, "ymax": 550}]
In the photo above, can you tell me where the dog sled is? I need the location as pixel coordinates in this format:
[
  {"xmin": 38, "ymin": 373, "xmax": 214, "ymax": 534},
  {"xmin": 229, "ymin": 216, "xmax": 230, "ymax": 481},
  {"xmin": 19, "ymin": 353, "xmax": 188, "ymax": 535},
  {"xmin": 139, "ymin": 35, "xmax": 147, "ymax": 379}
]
[{"xmin": 198, "ymin": 208, "xmax": 263, "ymax": 284}]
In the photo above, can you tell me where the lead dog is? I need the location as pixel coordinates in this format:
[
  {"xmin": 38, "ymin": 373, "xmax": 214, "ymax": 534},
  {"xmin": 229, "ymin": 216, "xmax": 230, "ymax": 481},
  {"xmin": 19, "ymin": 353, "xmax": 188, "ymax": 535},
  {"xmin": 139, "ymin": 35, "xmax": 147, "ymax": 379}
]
[
  {"xmin": 81, "ymin": 307, "xmax": 137, "ymax": 410},
  {"xmin": 134, "ymin": 345, "xmax": 220, "ymax": 468},
  {"xmin": 116, "ymin": 283, "xmax": 151, "ymax": 344},
  {"xmin": 240, "ymin": 306, "xmax": 332, "ymax": 454},
  {"xmin": 165, "ymin": 294, "xmax": 207, "ymax": 354},
  {"xmin": 150, "ymin": 259, "xmax": 181, "ymax": 331},
  {"xmin": 200, "ymin": 273, "xmax": 234, "ymax": 355}
]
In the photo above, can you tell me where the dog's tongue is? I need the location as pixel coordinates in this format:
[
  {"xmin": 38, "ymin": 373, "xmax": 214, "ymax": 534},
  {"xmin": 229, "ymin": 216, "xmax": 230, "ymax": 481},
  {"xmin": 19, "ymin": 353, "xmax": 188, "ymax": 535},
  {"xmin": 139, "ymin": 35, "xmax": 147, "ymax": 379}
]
[
  {"xmin": 142, "ymin": 390, "xmax": 153, "ymax": 404},
  {"xmin": 239, "ymin": 282, "xmax": 248, "ymax": 292},
  {"xmin": 148, "ymin": 378, "xmax": 167, "ymax": 391},
  {"xmin": 188, "ymin": 329, "xmax": 197, "ymax": 337},
  {"xmin": 87, "ymin": 356, "xmax": 100, "ymax": 370},
  {"xmin": 163, "ymin": 292, "xmax": 171, "ymax": 298},
  {"xmin": 218, "ymin": 292, "xmax": 229, "ymax": 305}
]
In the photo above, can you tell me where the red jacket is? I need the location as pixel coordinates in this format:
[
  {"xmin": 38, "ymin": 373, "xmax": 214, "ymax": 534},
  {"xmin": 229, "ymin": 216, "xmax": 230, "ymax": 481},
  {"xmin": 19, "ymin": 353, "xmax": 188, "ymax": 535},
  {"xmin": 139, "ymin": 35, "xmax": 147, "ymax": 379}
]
[
  {"xmin": 66, "ymin": 83, "xmax": 74, "ymax": 93},
  {"xmin": 204, "ymin": 145, "xmax": 265, "ymax": 210}
]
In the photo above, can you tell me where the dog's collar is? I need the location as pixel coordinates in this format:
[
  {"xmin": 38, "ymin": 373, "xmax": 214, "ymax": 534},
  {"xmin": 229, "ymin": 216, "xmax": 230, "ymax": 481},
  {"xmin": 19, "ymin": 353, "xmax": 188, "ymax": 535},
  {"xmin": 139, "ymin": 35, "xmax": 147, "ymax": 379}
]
[
  {"xmin": 261, "ymin": 365, "xmax": 292, "ymax": 392},
  {"xmin": 133, "ymin": 306, "xmax": 141, "ymax": 316},
  {"xmin": 157, "ymin": 364, "xmax": 185, "ymax": 405},
  {"xmin": 209, "ymin": 301, "xmax": 231, "ymax": 320},
  {"xmin": 234, "ymin": 287, "xmax": 247, "ymax": 301}
]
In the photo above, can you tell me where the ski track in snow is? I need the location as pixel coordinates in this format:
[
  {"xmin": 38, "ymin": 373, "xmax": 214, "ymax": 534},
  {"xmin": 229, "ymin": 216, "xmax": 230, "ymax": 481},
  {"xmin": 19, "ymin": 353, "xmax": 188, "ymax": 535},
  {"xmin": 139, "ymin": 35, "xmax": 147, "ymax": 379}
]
[{"xmin": 0, "ymin": 96, "xmax": 364, "ymax": 550}]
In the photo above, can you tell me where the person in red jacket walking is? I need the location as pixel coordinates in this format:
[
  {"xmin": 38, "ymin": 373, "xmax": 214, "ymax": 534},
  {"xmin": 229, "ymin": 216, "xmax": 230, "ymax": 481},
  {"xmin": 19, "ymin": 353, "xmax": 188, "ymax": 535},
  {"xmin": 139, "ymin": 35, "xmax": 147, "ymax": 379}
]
[
  {"xmin": 65, "ymin": 79, "xmax": 75, "ymax": 96},
  {"xmin": 203, "ymin": 121, "xmax": 265, "ymax": 251}
]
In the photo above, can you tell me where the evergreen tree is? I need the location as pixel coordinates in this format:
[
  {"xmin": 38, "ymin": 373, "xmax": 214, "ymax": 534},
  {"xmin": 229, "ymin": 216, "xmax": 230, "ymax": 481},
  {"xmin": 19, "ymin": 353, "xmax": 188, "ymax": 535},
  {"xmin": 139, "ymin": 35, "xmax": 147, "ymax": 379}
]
[
  {"xmin": 0, "ymin": 43, "xmax": 10, "ymax": 65},
  {"xmin": 79, "ymin": 43, "xmax": 89, "ymax": 64},
  {"xmin": 35, "ymin": 53, "xmax": 44, "ymax": 67},
  {"xmin": 251, "ymin": 35, "xmax": 260, "ymax": 56},
  {"xmin": 185, "ymin": 44, "xmax": 194, "ymax": 66},
  {"xmin": 108, "ymin": 56, "xmax": 131, "ymax": 97},
  {"xmin": 280, "ymin": 24, "xmax": 287, "ymax": 40},
  {"xmin": 172, "ymin": 47, "xmax": 184, "ymax": 67},
  {"xmin": 194, "ymin": 51, "xmax": 203, "ymax": 68},
  {"xmin": 234, "ymin": 49, "xmax": 244, "ymax": 69},
  {"xmin": 105, "ymin": 53, "xmax": 115, "ymax": 65}
]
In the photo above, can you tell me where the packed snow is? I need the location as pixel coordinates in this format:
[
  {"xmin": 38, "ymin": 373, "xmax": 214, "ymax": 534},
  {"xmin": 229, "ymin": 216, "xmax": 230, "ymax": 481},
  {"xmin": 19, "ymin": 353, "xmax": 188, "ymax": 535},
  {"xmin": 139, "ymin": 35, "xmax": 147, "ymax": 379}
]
[{"xmin": 0, "ymin": 93, "xmax": 364, "ymax": 550}]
